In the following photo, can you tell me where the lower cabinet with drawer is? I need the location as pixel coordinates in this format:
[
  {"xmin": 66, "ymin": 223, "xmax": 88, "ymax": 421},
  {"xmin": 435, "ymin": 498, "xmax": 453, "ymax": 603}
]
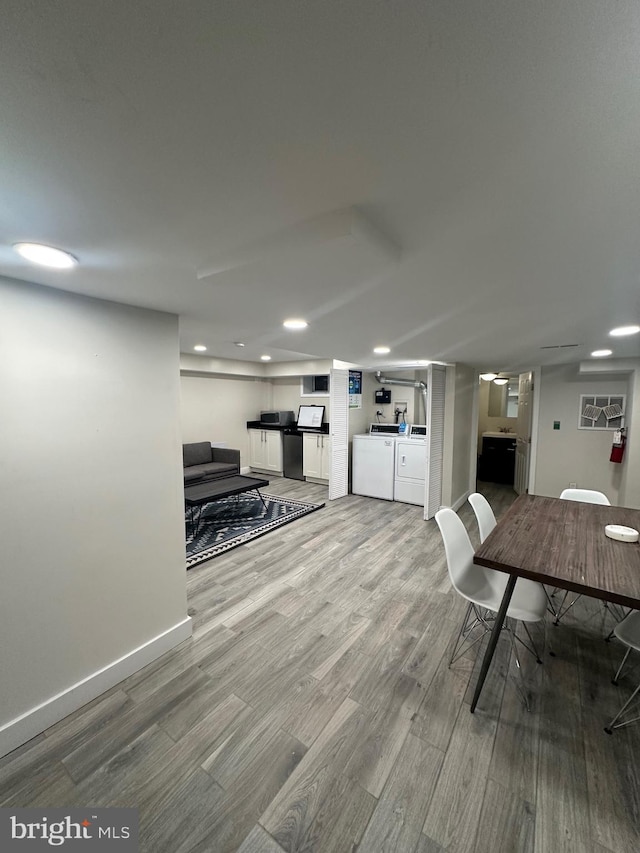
[{"xmin": 478, "ymin": 435, "xmax": 516, "ymax": 484}]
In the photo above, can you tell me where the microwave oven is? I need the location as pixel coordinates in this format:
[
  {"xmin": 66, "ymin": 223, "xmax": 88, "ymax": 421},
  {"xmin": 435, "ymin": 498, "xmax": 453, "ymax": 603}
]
[{"xmin": 259, "ymin": 410, "xmax": 295, "ymax": 426}]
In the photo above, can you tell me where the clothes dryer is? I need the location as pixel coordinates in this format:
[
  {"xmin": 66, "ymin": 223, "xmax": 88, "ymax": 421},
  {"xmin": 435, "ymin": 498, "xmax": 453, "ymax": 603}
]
[
  {"xmin": 352, "ymin": 423, "xmax": 402, "ymax": 500},
  {"xmin": 394, "ymin": 424, "xmax": 427, "ymax": 506}
]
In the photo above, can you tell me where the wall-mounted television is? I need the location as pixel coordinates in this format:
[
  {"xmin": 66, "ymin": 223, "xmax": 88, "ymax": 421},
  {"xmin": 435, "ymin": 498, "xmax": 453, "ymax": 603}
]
[{"xmin": 297, "ymin": 404, "xmax": 325, "ymax": 429}]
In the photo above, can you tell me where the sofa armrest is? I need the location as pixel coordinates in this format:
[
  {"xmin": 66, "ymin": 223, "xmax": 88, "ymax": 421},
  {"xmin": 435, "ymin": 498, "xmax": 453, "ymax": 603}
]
[{"xmin": 211, "ymin": 447, "xmax": 240, "ymax": 469}]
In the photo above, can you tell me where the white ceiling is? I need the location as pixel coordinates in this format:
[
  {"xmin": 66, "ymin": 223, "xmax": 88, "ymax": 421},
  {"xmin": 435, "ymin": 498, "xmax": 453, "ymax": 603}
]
[{"xmin": 1, "ymin": 0, "xmax": 639, "ymax": 370}]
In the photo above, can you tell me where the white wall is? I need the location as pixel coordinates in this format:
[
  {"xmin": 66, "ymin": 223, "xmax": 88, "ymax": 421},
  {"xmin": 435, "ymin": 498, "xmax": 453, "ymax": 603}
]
[
  {"xmin": 180, "ymin": 374, "xmax": 271, "ymax": 466},
  {"xmin": 271, "ymin": 377, "xmax": 330, "ymax": 424},
  {"xmin": 365, "ymin": 370, "xmax": 421, "ymax": 426},
  {"xmin": 0, "ymin": 279, "xmax": 189, "ymax": 755},
  {"xmin": 619, "ymin": 365, "xmax": 639, "ymax": 508},
  {"xmin": 534, "ymin": 364, "xmax": 629, "ymax": 503},
  {"xmin": 442, "ymin": 364, "xmax": 476, "ymax": 508}
]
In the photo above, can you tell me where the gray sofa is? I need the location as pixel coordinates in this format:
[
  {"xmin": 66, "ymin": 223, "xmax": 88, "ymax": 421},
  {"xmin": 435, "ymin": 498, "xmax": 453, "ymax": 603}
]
[{"xmin": 183, "ymin": 441, "xmax": 240, "ymax": 485}]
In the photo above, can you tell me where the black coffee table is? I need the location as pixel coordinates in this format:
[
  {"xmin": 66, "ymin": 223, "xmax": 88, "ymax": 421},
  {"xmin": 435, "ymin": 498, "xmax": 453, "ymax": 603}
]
[{"xmin": 184, "ymin": 475, "xmax": 270, "ymax": 538}]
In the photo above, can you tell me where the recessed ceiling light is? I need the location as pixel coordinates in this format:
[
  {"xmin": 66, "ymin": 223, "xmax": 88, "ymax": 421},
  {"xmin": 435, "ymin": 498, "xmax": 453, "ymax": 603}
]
[
  {"xmin": 13, "ymin": 242, "xmax": 77, "ymax": 269},
  {"xmin": 283, "ymin": 318, "xmax": 308, "ymax": 330},
  {"xmin": 493, "ymin": 377, "xmax": 509, "ymax": 385},
  {"xmin": 479, "ymin": 373, "xmax": 498, "ymax": 381},
  {"xmin": 260, "ymin": 354, "xmax": 271, "ymax": 361},
  {"xmin": 609, "ymin": 324, "xmax": 640, "ymax": 337},
  {"xmin": 591, "ymin": 349, "xmax": 612, "ymax": 358},
  {"xmin": 373, "ymin": 346, "xmax": 391, "ymax": 355},
  {"xmin": 193, "ymin": 345, "xmax": 207, "ymax": 352},
  {"xmin": 234, "ymin": 341, "xmax": 246, "ymax": 347}
]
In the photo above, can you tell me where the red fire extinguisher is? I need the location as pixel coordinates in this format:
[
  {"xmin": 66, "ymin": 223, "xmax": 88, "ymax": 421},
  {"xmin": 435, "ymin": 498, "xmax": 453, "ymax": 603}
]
[{"xmin": 610, "ymin": 428, "xmax": 627, "ymax": 464}]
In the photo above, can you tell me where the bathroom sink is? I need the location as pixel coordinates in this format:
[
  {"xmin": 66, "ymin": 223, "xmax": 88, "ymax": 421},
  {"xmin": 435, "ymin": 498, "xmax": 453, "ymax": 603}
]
[{"xmin": 482, "ymin": 431, "xmax": 516, "ymax": 438}]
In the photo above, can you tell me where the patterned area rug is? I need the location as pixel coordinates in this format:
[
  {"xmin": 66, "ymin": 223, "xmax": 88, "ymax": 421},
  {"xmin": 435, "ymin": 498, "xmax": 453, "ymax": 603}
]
[{"xmin": 186, "ymin": 492, "xmax": 324, "ymax": 569}]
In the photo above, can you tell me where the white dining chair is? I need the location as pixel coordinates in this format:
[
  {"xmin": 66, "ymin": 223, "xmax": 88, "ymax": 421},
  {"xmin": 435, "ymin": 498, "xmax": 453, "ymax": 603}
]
[
  {"xmin": 605, "ymin": 611, "xmax": 640, "ymax": 734},
  {"xmin": 435, "ymin": 507, "xmax": 547, "ymax": 708},
  {"xmin": 468, "ymin": 493, "xmax": 497, "ymax": 544},
  {"xmin": 468, "ymin": 492, "xmax": 559, "ymax": 620},
  {"xmin": 559, "ymin": 488, "xmax": 610, "ymax": 505},
  {"xmin": 552, "ymin": 488, "xmax": 611, "ymax": 624}
]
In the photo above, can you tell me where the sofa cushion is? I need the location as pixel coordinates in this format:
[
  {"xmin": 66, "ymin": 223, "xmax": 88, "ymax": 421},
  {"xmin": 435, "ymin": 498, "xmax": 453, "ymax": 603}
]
[
  {"xmin": 184, "ymin": 468, "xmax": 205, "ymax": 483},
  {"xmin": 183, "ymin": 442, "xmax": 212, "ymax": 467},
  {"xmin": 201, "ymin": 462, "xmax": 238, "ymax": 478}
]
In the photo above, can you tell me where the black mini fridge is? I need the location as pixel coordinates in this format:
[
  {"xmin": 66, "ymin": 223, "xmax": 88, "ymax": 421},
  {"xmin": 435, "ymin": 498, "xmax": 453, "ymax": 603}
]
[{"xmin": 283, "ymin": 429, "xmax": 304, "ymax": 480}]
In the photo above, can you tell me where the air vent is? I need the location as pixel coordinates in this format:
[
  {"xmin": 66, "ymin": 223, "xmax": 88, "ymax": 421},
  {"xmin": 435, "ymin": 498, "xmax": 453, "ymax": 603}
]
[{"xmin": 539, "ymin": 344, "xmax": 579, "ymax": 350}]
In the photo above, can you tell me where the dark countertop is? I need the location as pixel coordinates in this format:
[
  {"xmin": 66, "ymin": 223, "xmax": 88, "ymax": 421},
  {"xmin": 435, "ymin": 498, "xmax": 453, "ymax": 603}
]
[
  {"xmin": 247, "ymin": 421, "xmax": 287, "ymax": 431},
  {"xmin": 246, "ymin": 421, "xmax": 329, "ymax": 434}
]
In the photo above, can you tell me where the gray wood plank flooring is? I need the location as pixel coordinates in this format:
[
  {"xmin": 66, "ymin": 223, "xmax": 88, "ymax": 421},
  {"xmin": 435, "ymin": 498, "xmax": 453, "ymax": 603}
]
[{"xmin": 1, "ymin": 478, "xmax": 639, "ymax": 851}]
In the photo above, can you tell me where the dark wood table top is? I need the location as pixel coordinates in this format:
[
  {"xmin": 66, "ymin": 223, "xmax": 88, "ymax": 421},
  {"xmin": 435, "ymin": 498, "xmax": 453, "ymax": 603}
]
[
  {"xmin": 474, "ymin": 494, "xmax": 640, "ymax": 610},
  {"xmin": 184, "ymin": 475, "xmax": 269, "ymax": 505}
]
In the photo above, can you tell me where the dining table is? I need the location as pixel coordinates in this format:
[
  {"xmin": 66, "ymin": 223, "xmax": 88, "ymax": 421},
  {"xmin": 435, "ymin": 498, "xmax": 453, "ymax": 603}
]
[{"xmin": 470, "ymin": 493, "xmax": 640, "ymax": 712}]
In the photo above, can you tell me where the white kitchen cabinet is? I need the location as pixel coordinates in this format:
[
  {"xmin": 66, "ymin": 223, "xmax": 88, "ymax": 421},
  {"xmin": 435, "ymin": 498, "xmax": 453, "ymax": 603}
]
[
  {"xmin": 303, "ymin": 433, "xmax": 331, "ymax": 482},
  {"xmin": 248, "ymin": 429, "xmax": 283, "ymax": 473}
]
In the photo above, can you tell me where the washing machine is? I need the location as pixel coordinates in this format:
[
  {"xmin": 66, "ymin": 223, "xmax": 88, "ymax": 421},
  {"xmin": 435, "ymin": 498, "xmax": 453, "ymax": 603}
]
[
  {"xmin": 394, "ymin": 424, "xmax": 427, "ymax": 506},
  {"xmin": 352, "ymin": 423, "xmax": 402, "ymax": 500}
]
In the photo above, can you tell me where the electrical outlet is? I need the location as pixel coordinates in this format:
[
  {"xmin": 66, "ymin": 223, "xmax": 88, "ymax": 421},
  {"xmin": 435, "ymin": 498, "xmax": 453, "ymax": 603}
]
[
  {"xmin": 569, "ymin": 482, "xmax": 577, "ymax": 488},
  {"xmin": 395, "ymin": 401, "xmax": 408, "ymax": 412}
]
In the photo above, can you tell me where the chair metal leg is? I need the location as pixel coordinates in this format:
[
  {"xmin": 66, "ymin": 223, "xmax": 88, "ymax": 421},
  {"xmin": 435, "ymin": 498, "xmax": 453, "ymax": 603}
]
[
  {"xmin": 471, "ymin": 575, "xmax": 518, "ymax": 713},
  {"xmin": 452, "ymin": 593, "xmax": 545, "ymax": 715},
  {"xmin": 553, "ymin": 590, "xmax": 582, "ymax": 625},
  {"xmin": 449, "ymin": 603, "xmax": 493, "ymax": 666},
  {"xmin": 543, "ymin": 586, "xmax": 558, "ymax": 620},
  {"xmin": 520, "ymin": 621, "xmax": 543, "ymax": 664},
  {"xmin": 612, "ymin": 647, "xmax": 632, "ymax": 685},
  {"xmin": 506, "ymin": 619, "xmax": 532, "ymax": 712},
  {"xmin": 449, "ymin": 602, "xmax": 473, "ymax": 666},
  {"xmin": 605, "ymin": 680, "xmax": 640, "ymax": 733},
  {"xmin": 605, "ymin": 603, "xmax": 630, "ymax": 622},
  {"xmin": 604, "ymin": 606, "xmax": 632, "ymax": 642}
]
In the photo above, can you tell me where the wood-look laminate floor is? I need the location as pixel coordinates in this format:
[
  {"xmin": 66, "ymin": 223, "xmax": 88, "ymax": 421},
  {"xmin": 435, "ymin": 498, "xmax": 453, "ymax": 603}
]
[{"xmin": 2, "ymin": 480, "xmax": 639, "ymax": 852}]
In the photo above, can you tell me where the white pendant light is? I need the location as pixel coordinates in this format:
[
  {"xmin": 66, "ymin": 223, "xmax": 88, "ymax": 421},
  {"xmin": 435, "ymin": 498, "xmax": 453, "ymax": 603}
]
[{"xmin": 493, "ymin": 377, "xmax": 509, "ymax": 385}]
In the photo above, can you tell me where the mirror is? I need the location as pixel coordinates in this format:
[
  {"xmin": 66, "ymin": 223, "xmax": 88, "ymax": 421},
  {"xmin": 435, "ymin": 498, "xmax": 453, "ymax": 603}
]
[{"xmin": 488, "ymin": 378, "xmax": 519, "ymax": 418}]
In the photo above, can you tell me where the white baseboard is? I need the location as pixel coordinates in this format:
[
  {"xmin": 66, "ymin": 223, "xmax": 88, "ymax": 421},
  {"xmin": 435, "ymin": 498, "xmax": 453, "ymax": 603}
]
[
  {"xmin": 243, "ymin": 466, "xmax": 283, "ymax": 477},
  {"xmin": 450, "ymin": 490, "xmax": 472, "ymax": 512},
  {"xmin": 0, "ymin": 616, "xmax": 192, "ymax": 759}
]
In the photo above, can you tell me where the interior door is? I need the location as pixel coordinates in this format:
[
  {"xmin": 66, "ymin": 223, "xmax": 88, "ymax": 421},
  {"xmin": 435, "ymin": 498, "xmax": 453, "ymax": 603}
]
[
  {"xmin": 514, "ymin": 371, "xmax": 533, "ymax": 494},
  {"xmin": 424, "ymin": 364, "xmax": 446, "ymax": 519},
  {"xmin": 328, "ymin": 368, "xmax": 349, "ymax": 500}
]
